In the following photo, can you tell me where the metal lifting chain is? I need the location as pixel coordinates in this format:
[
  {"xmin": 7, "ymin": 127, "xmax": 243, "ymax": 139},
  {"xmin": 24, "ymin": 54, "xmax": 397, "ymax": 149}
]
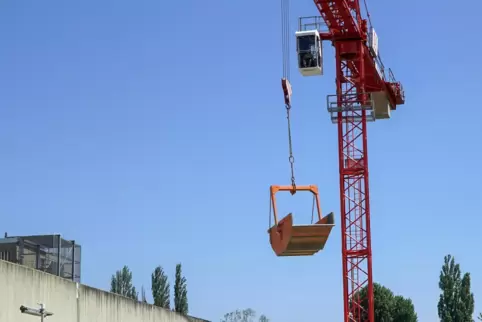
[
  {"xmin": 281, "ymin": 0, "xmax": 296, "ymax": 193},
  {"xmin": 286, "ymin": 105, "xmax": 296, "ymax": 192}
]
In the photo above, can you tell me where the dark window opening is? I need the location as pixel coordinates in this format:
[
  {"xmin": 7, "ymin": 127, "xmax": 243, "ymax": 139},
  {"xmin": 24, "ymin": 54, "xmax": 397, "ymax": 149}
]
[{"xmin": 297, "ymin": 35, "xmax": 320, "ymax": 69}]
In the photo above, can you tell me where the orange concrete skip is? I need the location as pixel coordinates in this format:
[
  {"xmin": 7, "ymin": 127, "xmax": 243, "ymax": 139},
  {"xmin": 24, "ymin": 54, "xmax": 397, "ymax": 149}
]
[{"xmin": 268, "ymin": 212, "xmax": 335, "ymax": 256}]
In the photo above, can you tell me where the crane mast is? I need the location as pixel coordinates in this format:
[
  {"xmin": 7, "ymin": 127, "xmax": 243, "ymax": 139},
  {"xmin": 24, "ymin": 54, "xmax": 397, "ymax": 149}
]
[
  {"xmin": 333, "ymin": 35, "xmax": 374, "ymax": 322},
  {"xmin": 269, "ymin": 0, "xmax": 405, "ymax": 321}
]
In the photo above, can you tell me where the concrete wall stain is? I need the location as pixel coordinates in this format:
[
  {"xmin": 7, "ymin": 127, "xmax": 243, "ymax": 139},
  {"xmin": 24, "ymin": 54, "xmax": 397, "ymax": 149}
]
[{"xmin": 0, "ymin": 260, "xmax": 210, "ymax": 322}]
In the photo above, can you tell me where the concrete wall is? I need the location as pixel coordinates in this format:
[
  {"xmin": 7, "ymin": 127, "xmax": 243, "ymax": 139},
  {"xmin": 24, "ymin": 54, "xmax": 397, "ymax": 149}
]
[{"xmin": 0, "ymin": 260, "xmax": 209, "ymax": 322}]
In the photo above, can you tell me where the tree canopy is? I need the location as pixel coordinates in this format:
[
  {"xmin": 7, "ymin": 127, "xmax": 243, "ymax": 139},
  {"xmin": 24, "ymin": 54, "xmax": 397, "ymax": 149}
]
[
  {"xmin": 221, "ymin": 308, "xmax": 270, "ymax": 322},
  {"xmin": 438, "ymin": 254, "xmax": 474, "ymax": 322},
  {"xmin": 152, "ymin": 265, "xmax": 171, "ymax": 309},
  {"xmin": 110, "ymin": 265, "xmax": 138, "ymax": 300},
  {"xmin": 174, "ymin": 263, "xmax": 189, "ymax": 314},
  {"xmin": 351, "ymin": 283, "xmax": 417, "ymax": 322}
]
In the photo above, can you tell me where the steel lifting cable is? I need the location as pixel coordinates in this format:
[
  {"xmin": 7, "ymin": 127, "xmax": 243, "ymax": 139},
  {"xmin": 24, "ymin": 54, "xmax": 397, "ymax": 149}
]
[
  {"xmin": 281, "ymin": 0, "xmax": 290, "ymax": 81},
  {"xmin": 269, "ymin": 0, "xmax": 294, "ymax": 230},
  {"xmin": 280, "ymin": 0, "xmax": 296, "ymax": 193}
]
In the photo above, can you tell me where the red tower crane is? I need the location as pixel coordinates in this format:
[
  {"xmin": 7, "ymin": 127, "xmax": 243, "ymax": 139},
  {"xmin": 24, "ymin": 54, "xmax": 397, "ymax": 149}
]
[{"xmin": 268, "ymin": 0, "xmax": 405, "ymax": 321}]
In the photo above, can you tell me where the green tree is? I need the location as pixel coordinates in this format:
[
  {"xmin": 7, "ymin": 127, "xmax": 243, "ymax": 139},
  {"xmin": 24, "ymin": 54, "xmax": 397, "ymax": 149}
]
[
  {"xmin": 258, "ymin": 315, "xmax": 269, "ymax": 322},
  {"xmin": 152, "ymin": 265, "xmax": 170, "ymax": 309},
  {"xmin": 174, "ymin": 263, "xmax": 188, "ymax": 314},
  {"xmin": 438, "ymin": 254, "xmax": 474, "ymax": 322},
  {"xmin": 221, "ymin": 308, "xmax": 270, "ymax": 322},
  {"xmin": 110, "ymin": 265, "xmax": 138, "ymax": 300},
  {"xmin": 393, "ymin": 295, "xmax": 417, "ymax": 322},
  {"xmin": 477, "ymin": 313, "xmax": 482, "ymax": 320},
  {"xmin": 351, "ymin": 283, "xmax": 417, "ymax": 322}
]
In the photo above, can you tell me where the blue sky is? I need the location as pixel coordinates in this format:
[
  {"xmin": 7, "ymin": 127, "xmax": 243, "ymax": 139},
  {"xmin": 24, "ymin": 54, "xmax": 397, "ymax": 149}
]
[{"xmin": 1, "ymin": 0, "xmax": 481, "ymax": 321}]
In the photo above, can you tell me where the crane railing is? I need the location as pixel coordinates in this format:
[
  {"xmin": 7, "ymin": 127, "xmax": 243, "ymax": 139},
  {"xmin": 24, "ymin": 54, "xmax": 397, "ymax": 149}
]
[{"xmin": 326, "ymin": 93, "xmax": 375, "ymax": 123}]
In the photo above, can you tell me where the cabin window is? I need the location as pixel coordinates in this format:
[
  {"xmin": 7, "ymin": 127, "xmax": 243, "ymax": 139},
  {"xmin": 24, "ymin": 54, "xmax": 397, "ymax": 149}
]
[{"xmin": 297, "ymin": 35, "xmax": 321, "ymax": 69}]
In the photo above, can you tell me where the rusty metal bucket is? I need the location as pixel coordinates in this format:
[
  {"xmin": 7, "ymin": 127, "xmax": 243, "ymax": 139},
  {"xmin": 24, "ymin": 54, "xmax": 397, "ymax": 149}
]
[{"xmin": 268, "ymin": 185, "xmax": 335, "ymax": 257}]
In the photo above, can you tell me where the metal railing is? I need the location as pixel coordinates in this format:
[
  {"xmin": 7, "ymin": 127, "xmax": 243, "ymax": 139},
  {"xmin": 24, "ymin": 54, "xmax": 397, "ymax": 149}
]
[{"xmin": 298, "ymin": 16, "xmax": 328, "ymax": 32}]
